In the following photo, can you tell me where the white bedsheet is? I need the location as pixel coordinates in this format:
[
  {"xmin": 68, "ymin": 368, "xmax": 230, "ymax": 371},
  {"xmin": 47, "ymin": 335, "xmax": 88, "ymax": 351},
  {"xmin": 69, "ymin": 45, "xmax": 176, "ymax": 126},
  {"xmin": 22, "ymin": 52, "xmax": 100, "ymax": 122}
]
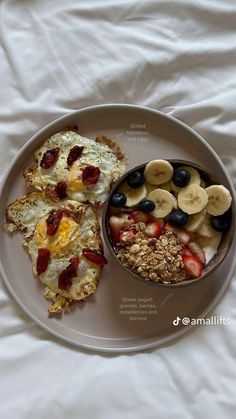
[{"xmin": 1, "ymin": 1, "xmax": 236, "ymax": 418}]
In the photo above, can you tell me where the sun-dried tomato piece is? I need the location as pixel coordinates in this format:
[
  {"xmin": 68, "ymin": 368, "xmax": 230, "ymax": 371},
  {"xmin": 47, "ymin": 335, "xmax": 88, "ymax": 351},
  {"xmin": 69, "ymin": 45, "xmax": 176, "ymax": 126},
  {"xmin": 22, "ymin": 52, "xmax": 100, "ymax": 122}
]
[
  {"xmin": 82, "ymin": 249, "xmax": 108, "ymax": 266},
  {"xmin": 67, "ymin": 145, "xmax": 84, "ymax": 166},
  {"xmin": 82, "ymin": 165, "xmax": 100, "ymax": 185},
  {"xmin": 40, "ymin": 147, "xmax": 60, "ymax": 169},
  {"xmin": 36, "ymin": 248, "xmax": 51, "ymax": 275},
  {"xmin": 55, "ymin": 181, "xmax": 67, "ymax": 200},
  {"xmin": 46, "ymin": 210, "xmax": 64, "ymax": 236},
  {"xmin": 58, "ymin": 257, "xmax": 80, "ymax": 290}
]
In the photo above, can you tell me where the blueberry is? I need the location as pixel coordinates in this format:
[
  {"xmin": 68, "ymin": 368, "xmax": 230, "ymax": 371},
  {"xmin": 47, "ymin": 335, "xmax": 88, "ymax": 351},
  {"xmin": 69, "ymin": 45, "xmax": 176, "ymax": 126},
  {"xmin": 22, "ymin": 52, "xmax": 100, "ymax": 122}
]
[
  {"xmin": 127, "ymin": 170, "xmax": 145, "ymax": 188},
  {"xmin": 138, "ymin": 199, "xmax": 155, "ymax": 212},
  {"xmin": 169, "ymin": 210, "xmax": 188, "ymax": 227},
  {"xmin": 110, "ymin": 192, "xmax": 127, "ymax": 208},
  {"xmin": 211, "ymin": 213, "xmax": 231, "ymax": 232},
  {"xmin": 172, "ymin": 169, "xmax": 191, "ymax": 187}
]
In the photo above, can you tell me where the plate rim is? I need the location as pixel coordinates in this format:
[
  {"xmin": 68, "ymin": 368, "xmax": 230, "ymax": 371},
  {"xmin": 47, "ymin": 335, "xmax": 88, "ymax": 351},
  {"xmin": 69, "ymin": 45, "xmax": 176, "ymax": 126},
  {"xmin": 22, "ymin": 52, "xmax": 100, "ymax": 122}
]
[{"xmin": 0, "ymin": 103, "xmax": 235, "ymax": 353}]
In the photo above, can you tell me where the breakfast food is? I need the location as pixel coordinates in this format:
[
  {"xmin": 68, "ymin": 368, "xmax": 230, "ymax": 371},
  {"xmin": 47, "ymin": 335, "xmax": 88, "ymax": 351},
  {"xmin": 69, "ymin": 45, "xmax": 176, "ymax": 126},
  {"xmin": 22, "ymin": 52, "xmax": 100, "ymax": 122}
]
[
  {"xmin": 106, "ymin": 160, "xmax": 232, "ymax": 284},
  {"xmin": 5, "ymin": 192, "xmax": 107, "ymax": 313},
  {"xmin": 24, "ymin": 130, "xmax": 126, "ymax": 205}
]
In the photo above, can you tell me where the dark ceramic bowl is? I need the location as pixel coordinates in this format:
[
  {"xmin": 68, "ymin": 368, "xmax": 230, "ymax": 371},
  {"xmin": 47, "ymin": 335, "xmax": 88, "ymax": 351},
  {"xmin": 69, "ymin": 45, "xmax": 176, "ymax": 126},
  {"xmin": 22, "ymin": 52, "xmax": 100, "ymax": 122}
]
[{"xmin": 102, "ymin": 160, "xmax": 234, "ymax": 287}]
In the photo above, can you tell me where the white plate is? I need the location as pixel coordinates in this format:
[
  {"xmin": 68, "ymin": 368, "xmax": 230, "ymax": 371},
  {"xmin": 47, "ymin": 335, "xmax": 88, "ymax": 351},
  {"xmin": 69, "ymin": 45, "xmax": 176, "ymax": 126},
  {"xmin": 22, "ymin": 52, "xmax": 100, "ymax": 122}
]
[{"xmin": 0, "ymin": 104, "xmax": 235, "ymax": 353}]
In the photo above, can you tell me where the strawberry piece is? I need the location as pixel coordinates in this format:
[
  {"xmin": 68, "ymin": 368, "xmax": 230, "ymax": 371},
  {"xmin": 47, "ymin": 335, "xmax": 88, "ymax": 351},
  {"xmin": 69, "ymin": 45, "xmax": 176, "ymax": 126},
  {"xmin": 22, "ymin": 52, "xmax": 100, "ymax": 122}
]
[
  {"xmin": 183, "ymin": 255, "xmax": 203, "ymax": 279},
  {"xmin": 40, "ymin": 147, "xmax": 60, "ymax": 169},
  {"xmin": 58, "ymin": 257, "xmax": 80, "ymax": 290},
  {"xmin": 108, "ymin": 214, "xmax": 135, "ymax": 242},
  {"xmin": 181, "ymin": 247, "xmax": 193, "ymax": 257},
  {"xmin": 164, "ymin": 223, "xmax": 190, "ymax": 244},
  {"xmin": 46, "ymin": 210, "xmax": 64, "ymax": 236},
  {"xmin": 36, "ymin": 248, "xmax": 51, "ymax": 275},
  {"xmin": 82, "ymin": 249, "xmax": 108, "ymax": 265},
  {"xmin": 188, "ymin": 242, "xmax": 206, "ymax": 265},
  {"xmin": 82, "ymin": 165, "xmax": 100, "ymax": 185},
  {"xmin": 55, "ymin": 181, "xmax": 67, "ymax": 200},
  {"xmin": 131, "ymin": 210, "xmax": 149, "ymax": 223},
  {"xmin": 119, "ymin": 228, "xmax": 136, "ymax": 243},
  {"xmin": 145, "ymin": 222, "xmax": 162, "ymax": 238},
  {"xmin": 67, "ymin": 145, "xmax": 84, "ymax": 166}
]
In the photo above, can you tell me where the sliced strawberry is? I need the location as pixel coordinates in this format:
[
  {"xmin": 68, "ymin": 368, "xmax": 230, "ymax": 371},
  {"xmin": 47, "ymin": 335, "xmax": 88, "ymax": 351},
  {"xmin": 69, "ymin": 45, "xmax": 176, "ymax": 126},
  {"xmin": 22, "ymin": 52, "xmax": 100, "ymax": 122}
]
[
  {"xmin": 119, "ymin": 228, "xmax": 136, "ymax": 243},
  {"xmin": 108, "ymin": 214, "xmax": 134, "ymax": 242},
  {"xmin": 131, "ymin": 210, "xmax": 149, "ymax": 223},
  {"xmin": 181, "ymin": 247, "xmax": 193, "ymax": 257},
  {"xmin": 188, "ymin": 242, "xmax": 206, "ymax": 265},
  {"xmin": 183, "ymin": 255, "xmax": 203, "ymax": 279},
  {"xmin": 145, "ymin": 222, "xmax": 162, "ymax": 238},
  {"xmin": 82, "ymin": 249, "xmax": 108, "ymax": 266},
  {"xmin": 164, "ymin": 223, "xmax": 190, "ymax": 244}
]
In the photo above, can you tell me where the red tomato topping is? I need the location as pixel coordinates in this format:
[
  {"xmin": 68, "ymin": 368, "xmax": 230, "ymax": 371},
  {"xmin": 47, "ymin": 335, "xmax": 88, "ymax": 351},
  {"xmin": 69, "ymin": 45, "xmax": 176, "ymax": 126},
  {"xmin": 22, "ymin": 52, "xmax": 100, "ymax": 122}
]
[
  {"xmin": 55, "ymin": 181, "xmax": 67, "ymax": 200},
  {"xmin": 67, "ymin": 145, "xmax": 84, "ymax": 166},
  {"xmin": 82, "ymin": 249, "xmax": 108, "ymax": 266},
  {"xmin": 46, "ymin": 210, "xmax": 64, "ymax": 236},
  {"xmin": 82, "ymin": 166, "xmax": 100, "ymax": 185},
  {"xmin": 36, "ymin": 248, "xmax": 51, "ymax": 275},
  {"xmin": 58, "ymin": 257, "xmax": 80, "ymax": 290},
  {"xmin": 40, "ymin": 147, "xmax": 60, "ymax": 169}
]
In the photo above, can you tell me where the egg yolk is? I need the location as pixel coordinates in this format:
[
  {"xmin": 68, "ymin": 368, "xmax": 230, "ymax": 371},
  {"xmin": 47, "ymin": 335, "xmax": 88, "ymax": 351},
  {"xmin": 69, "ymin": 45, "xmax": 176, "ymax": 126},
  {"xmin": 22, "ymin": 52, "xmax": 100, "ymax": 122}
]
[
  {"xmin": 33, "ymin": 216, "xmax": 80, "ymax": 254},
  {"xmin": 68, "ymin": 164, "xmax": 85, "ymax": 192}
]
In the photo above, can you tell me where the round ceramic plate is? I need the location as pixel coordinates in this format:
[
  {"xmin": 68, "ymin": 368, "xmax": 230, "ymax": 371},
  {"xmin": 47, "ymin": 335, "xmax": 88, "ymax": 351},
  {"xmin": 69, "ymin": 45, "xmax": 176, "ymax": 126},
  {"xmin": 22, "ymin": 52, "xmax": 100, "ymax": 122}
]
[{"xmin": 0, "ymin": 104, "xmax": 235, "ymax": 353}]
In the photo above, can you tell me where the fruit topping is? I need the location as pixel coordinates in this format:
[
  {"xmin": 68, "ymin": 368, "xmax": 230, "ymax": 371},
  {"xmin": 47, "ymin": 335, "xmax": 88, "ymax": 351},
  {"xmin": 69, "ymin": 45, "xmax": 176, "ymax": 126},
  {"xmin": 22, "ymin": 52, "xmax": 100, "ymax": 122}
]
[
  {"xmin": 36, "ymin": 248, "xmax": 51, "ymax": 275},
  {"xmin": 40, "ymin": 147, "xmax": 60, "ymax": 169},
  {"xmin": 168, "ymin": 210, "xmax": 188, "ymax": 228},
  {"xmin": 181, "ymin": 247, "xmax": 193, "ymax": 257},
  {"xmin": 183, "ymin": 255, "xmax": 203, "ymax": 279},
  {"xmin": 138, "ymin": 199, "xmax": 155, "ymax": 212},
  {"xmin": 110, "ymin": 192, "xmax": 127, "ymax": 208},
  {"xmin": 205, "ymin": 185, "xmax": 232, "ymax": 216},
  {"xmin": 211, "ymin": 212, "xmax": 231, "ymax": 232},
  {"xmin": 127, "ymin": 170, "xmax": 145, "ymax": 188},
  {"xmin": 145, "ymin": 222, "xmax": 162, "ymax": 238},
  {"xmin": 178, "ymin": 184, "xmax": 208, "ymax": 214},
  {"xmin": 147, "ymin": 189, "xmax": 174, "ymax": 218},
  {"xmin": 119, "ymin": 182, "xmax": 147, "ymax": 207},
  {"xmin": 188, "ymin": 242, "xmax": 206, "ymax": 265},
  {"xmin": 144, "ymin": 159, "xmax": 173, "ymax": 185},
  {"xmin": 46, "ymin": 210, "xmax": 64, "ymax": 236},
  {"xmin": 164, "ymin": 223, "xmax": 190, "ymax": 244},
  {"xmin": 131, "ymin": 210, "xmax": 149, "ymax": 223},
  {"xmin": 185, "ymin": 209, "xmax": 206, "ymax": 232},
  {"xmin": 197, "ymin": 213, "xmax": 220, "ymax": 237},
  {"xmin": 58, "ymin": 257, "xmax": 80, "ymax": 290},
  {"xmin": 108, "ymin": 214, "xmax": 135, "ymax": 242},
  {"xmin": 55, "ymin": 181, "xmax": 67, "ymax": 199},
  {"xmin": 172, "ymin": 168, "xmax": 191, "ymax": 187},
  {"xmin": 82, "ymin": 165, "xmax": 100, "ymax": 185},
  {"xmin": 119, "ymin": 228, "xmax": 137, "ymax": 243},
  {"xmin": 82, "ymin": 249, "xmax": 108, "ymax": 265},
  {"xmin": 67, "ymin": 145, "xmax": 84, "ymax": 166}
]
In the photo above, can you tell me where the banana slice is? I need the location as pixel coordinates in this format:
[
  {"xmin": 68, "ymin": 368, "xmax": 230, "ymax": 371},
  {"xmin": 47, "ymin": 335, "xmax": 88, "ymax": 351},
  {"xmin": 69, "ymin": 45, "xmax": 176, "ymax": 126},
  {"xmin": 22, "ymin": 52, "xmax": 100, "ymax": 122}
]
[
  {"xmin": 172, "ymin": 195, "xmax": 178, "ymax": 209},
  {"xmin": 178, "ymin": 184, "xmax": 208, "ymax": 214},
  {"xmin": 185, "ymin": 209, "xmax": 206, "ymax": 232},
  {"xmin": 159, "ymin": 181, "xmax": 172, "ymax": 192},
  {"xmin": 179, "ymin": 165, "xmax": 201, "ymax": 185},
  {"xmin": 119, "ymin": 182, "xmax": 147, "ymax": 207},
  {"xmin": 171, "ymin": 166, "xmax": 201, "ymax": 194},
  {"xmin": 148, "ymin": 189, "xmax": 174, "ymax": 218},
  {"xmin": 206, "ymin": 185, "xmax": 232, "ymax": 216},
  {"xmin": 145, "ymin": 182, "xmax": 157, "ymax": 192},
  {"xmin": 197, "ymin": 213, "xmax": 219, "ymax": 237},
  {"xmin": 144, "ymin": 160, "xmax": 173, "ymax": 185}
]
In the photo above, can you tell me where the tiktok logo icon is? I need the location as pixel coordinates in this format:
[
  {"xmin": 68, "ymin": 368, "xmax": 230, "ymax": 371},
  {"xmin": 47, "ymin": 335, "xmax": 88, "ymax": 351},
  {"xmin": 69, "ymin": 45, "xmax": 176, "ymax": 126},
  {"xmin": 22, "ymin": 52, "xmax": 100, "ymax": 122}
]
[{"xmin": 173, "ymin": 316, "xmax": 181, "ymax": 326}]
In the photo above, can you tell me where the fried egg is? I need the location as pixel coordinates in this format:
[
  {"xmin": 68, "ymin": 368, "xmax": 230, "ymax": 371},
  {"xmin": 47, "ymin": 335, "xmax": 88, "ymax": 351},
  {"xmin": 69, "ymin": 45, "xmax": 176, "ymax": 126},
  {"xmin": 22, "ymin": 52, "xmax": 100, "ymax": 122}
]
[
  {"xmin": 5, "ymin": 192, "xmax": 104, "ymax": 313},
  {"xmin": 24, "ymin": 130, "xmax": 126, "ymax": 204}
]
